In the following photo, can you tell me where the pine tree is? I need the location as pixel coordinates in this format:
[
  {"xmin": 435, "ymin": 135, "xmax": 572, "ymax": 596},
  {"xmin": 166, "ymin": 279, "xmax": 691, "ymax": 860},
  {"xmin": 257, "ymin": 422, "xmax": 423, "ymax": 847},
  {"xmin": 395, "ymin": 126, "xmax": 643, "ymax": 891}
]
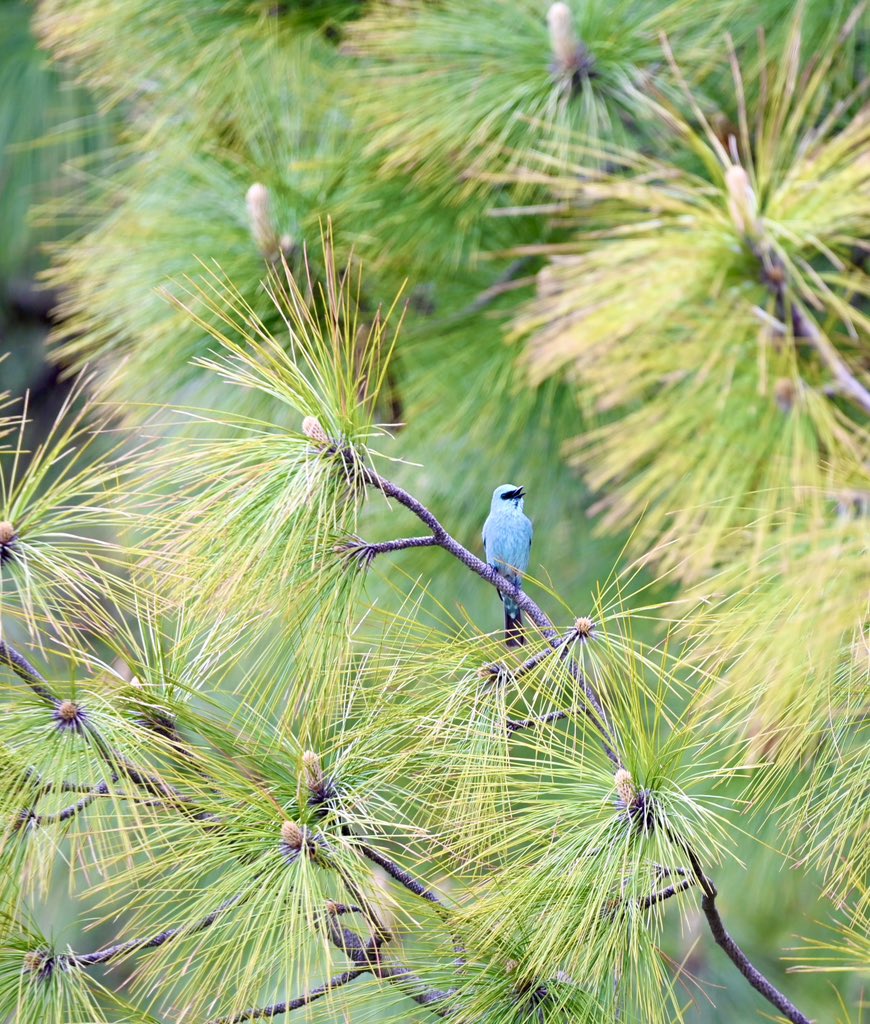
[{"xmin": 0, "ymin": 1, "xmax": 867, "ymax": 1022}]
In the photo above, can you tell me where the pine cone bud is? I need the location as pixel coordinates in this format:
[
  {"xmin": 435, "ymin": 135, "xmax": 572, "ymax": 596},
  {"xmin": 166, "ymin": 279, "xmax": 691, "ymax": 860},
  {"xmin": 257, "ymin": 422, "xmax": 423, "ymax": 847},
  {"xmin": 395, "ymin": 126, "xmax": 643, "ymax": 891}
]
[
  {"xmin": 725, "ymin": 164, "xmax": 760, "ymax": 238},
  {"xmin": 246, "ymin": 183, "xmax": 280, "ymax": 261},
  {"xmin": 280, "ymin": 819, "xmax": 307, "ymax": 852},
  {"xmin": 302, "ymin": 750, "xmax": 324, "ymax": 795},
  {"xmin": 614, "ymin": 768, "xmax": 636, "ymax": 808},
  {"xmin": 773, "ymin": 377, "xmax": 796, "ymax": 412},
  {"xmin": 574, "ymin": 616, "xmax": 595, "ymax": 640},
  {"xmin": 53, "ymin": 700, "xmax": 86, "ymax": 734},
  {"xmin": 548, "ymin": 3, "xmax": 579, "ymax": 73},
  {"xmin": 301, "ymin": 416, "xmax": 330, "ymax": 446},
  {"xmin": 0, "ymin": 521, "xmax": 17, "ymax": 564}
]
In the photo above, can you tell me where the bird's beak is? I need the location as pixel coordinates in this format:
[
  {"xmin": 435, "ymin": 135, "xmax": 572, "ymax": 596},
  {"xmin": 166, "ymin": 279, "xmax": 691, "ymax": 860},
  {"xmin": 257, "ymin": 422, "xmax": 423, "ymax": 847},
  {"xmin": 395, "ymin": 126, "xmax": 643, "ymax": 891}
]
[{"xmin": 506, "ymin": 486, "xmax": 525, "ymax": 500}]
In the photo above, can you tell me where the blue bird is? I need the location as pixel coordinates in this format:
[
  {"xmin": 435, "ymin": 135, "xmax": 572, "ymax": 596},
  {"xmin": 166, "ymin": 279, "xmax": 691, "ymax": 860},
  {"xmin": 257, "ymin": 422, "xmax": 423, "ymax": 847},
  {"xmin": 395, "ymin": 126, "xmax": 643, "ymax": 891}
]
[{"xmin": 482, "ymin": 484, "xmax": 533, "ymax": 648}]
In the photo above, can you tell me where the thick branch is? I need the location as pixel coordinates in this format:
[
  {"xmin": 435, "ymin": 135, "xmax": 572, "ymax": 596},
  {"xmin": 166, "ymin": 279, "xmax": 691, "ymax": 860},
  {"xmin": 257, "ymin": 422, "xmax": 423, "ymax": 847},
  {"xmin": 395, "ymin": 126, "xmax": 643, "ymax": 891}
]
[
  {"xmin": 207, "ymin": 968, "xmax": 367, "ymax": 1024},
  {"xmin": 701, "ymin": 893, "xmax": 811, "ymax": 1024},
  {"xmin": 0, "ymin": 640, "xmax": 61, "ymax": 706},
  {"xmin": 328, "ymin": 922, "xmax": 454, "ymax": 1016},
  {"xmin": 356, "ymin": 841, "xmax": 448, "ymax": 909}
]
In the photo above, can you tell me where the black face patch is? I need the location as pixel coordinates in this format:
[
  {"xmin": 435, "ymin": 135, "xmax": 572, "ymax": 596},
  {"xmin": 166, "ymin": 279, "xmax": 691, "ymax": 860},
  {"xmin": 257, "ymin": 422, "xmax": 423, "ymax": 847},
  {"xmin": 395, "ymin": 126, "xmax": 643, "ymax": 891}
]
[{"xmin": 502, "ymin": 487, "xmax": 525, "ymax": 502}]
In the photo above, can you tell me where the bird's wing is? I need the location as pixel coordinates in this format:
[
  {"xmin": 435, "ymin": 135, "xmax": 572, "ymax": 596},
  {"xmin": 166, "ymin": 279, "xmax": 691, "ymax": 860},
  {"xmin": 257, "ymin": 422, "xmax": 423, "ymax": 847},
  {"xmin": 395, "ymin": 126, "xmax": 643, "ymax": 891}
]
[{"xmin": 481, "ymin": 515, "xmax": 489, "ymax": 558}]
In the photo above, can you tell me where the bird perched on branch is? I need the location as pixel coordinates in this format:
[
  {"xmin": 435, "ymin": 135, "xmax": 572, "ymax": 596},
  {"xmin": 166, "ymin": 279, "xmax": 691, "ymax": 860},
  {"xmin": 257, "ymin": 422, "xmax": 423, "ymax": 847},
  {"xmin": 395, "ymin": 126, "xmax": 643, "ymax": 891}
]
[{"xmin": 482, "ymin": 484, "xmax": 533, "ymax": 648}]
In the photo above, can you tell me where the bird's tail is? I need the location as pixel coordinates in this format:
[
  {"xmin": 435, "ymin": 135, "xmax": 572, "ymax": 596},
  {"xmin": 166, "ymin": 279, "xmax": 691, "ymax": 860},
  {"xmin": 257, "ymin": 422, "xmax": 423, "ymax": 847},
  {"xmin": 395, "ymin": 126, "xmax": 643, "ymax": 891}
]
[{"xmin": 504, "ymin": 601, "xmax": 525, "ymax": 648}]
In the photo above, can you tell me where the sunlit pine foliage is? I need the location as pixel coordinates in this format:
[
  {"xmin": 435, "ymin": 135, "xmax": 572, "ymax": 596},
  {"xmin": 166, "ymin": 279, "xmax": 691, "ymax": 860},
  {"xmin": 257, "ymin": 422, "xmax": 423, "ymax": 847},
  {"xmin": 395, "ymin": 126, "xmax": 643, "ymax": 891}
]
[
  {"xmin": 0, "ymin": 377, "xmax": 158, "ymax": 649},
  {"xmin": 135, "ymin": 241, "xmax": 404, "ymax": 725},
  {"xmin": 511, "ymin": 14, "xmax": 869, "ymax": 578},
  {"xmin": 346, "ymin": 0, "xmax": 740, "ymax": 200}
]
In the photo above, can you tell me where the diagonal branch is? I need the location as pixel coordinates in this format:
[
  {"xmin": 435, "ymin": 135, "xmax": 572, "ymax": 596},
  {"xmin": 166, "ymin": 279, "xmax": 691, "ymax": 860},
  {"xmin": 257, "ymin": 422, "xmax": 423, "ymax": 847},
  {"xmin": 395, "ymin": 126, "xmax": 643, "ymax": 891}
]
[
  {"xmin": 47, "ymin": 892, "xmax": 247, "ymax": 971},
  {"xmin": 700, "ymin": 892, "xmax": 811, "ymax": 1024},
  {"xmin": 33, "ymin": 781, "xmax": 111, "ymax": 826},
  {"xmin": 0, "ymin": 640, "xmax": 61, "ymax": 706},
  {"xmin": 207, "ymin": 967, "xmax": 368, "ymax": 1024},
  {"xmin": 327, "ymin": 921, "xmax": 455, "ymax": 1016},
  {"xmin": 664, "ymin": 825, "xmax": 811, "ymax": 1024},
  {"xmin": 355, "ymin": 841, "xmax": 449, "ymax": 910}
]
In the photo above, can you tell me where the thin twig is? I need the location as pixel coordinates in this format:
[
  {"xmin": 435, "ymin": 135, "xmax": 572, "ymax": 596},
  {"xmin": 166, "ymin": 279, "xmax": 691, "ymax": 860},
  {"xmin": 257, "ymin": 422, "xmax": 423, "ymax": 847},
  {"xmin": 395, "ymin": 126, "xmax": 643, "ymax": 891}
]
[
  {"xmin": 34, "ymin": 781, "xmax": 110, "ymax": 826},
  {"xmin": 791, "ymin": 302, "xmax": 870, "ymax": 415},
  {"xmin": 482, "ymin": 628, "xmax": 577, "ymax": 682},
  {"xmin": 506, "ymin": 709, "xmax": 572, "ymax": 734},
  {"xmin": 756, "ymin": 251, "xmax": 870, "ymax": 415},
  {"xmin": 338, "ymin": 534, "xmax": 438, "ymax": 568},
  {"xmin": 639, "ymin": 877, "xmax": 693, "ymax": 910},
  {"xmin": 55, "ymin": 892, "xmax": 246, "ymax": 969}
]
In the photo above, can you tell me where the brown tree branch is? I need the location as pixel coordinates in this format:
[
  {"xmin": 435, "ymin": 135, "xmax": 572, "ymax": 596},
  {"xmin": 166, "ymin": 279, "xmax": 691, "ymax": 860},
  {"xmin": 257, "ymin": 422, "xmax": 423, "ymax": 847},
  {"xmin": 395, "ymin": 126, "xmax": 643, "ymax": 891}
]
[
  {"xmin": 701, "ymin": 892, "xmax": 811, "ymax": 1024},
  {"xmin": 207, "ymin": 968, "xmax": 368, "ymax": 1024},
  {"xmin": 0, "ymin": 640, "xmax": 61, "ymax": 706}
]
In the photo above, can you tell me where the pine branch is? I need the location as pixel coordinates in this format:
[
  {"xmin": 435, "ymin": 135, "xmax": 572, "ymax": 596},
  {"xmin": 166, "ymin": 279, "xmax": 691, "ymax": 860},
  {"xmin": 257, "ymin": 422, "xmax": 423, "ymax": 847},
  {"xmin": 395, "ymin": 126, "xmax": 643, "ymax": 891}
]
[
  {"xmin": 0, "ymin": 639, "xmax": 213, "ymax": 819},
  {"xmin": 355, "ymin": 841, "xmax": 448, "ymax": 909},
  {"xmin": 701, "ymin": 891, "xmax": 812, "ymax": 1024},
  {"xmin": 327, "ymin": 921, "xmax": 455, "ymax": 1016},
  {"xmin": 481, "ymin": 628, "xmax": 577, "ymax": 682},
  {"xmin": 338, "ymin": 534, "xmax": 439, "ymax": 568},
  {"xmin": 0, "ymin": 640, "xmax": 61, "ymax": 706},
  {"xmin": 32, "ymin": 780, "xmax": 110, "ymax": 826},
  {"xmin": 506, "ymin": 708, "xmax": 572, "ymax": 734},
  {"xmin": 638, "ymin": 877, "xmax": 694, "ymax": 910},
  {"xmin": 44, "ymin": 892, "xmax": 247, "ymax": 971},
  {"xmin": 207, "ymin": 968, "xmax": 368, "ymax": 1024},
  {"xmin": 337, "ymin": 450, "xmax": 621, "ymax": 762},
  {"xmin": 665, "ymin": 827, "xmax": 812, "ymax": 1024},
  {"xmin": 757, "ymin": 250, "xmax": 870, "ymax": 415}
]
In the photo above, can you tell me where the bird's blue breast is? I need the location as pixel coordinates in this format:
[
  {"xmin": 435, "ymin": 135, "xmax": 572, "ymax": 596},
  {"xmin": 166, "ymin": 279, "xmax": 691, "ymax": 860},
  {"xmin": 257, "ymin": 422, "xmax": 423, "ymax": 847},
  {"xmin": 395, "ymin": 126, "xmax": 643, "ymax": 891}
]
[{"xmin": 483, "ymin": 508, "xmax": 533, "ymax": 581}]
